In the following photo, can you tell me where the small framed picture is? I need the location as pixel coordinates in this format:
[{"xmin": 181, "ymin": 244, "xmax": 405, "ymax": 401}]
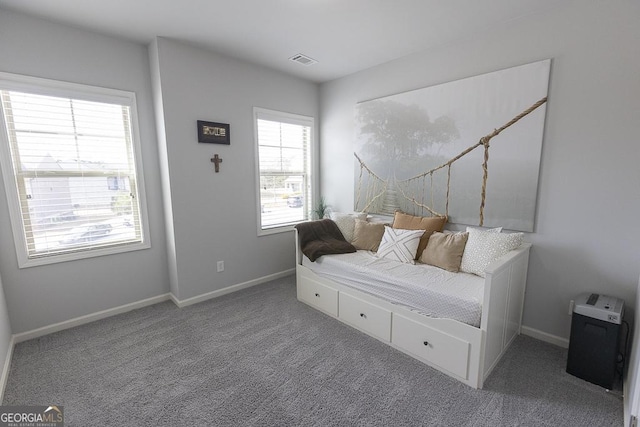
[{"xmin": 197, "ymin": 120, "xmax": 230, "ymax": 144}]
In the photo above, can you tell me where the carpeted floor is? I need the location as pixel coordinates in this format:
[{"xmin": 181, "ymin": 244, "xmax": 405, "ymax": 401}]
[{"xmin": 3, "ymin": 275, "xmax": 622, "ymax": 426}]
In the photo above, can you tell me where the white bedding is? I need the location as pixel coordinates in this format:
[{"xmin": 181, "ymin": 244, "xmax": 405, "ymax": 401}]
[{"xmin": 302, "ymin": 250, "xmax": 484, "ymax": 327}]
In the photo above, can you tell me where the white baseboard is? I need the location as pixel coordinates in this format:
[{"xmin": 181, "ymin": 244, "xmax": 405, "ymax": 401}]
[
  {"xmin": 13, "ymin": 293, "xmax": 172, "ymax": 343},
  {"xmin": 521, "ymin": 325, "xmax": 569, "ymax": 348},
  {"xmin": 0, "ymin": 335, "xmax": 15, "ymax": 402},
  {"xmin": 4, "ymin": 268, "xmax": 294, "ymax": 400},
  {"xmin": 171, "ymin": 269, "xmax": 295, "ymax": 308},
  {"xmin": 12, "ymin": 269, "xmax": 295, "ymax": 342}
]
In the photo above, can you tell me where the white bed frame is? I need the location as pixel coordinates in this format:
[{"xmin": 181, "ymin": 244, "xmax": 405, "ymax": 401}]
[{"xmin": 295, "ymin": 230, "xmax": 531, "ymax": 389}]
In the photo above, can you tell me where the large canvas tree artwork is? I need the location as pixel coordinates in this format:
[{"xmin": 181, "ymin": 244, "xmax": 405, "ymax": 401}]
[{"xmin": 354, "ymin": 59, "xmax": 550, "ymax": 232}]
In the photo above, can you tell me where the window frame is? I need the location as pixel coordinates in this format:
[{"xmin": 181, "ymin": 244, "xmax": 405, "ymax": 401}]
[
  {"xmin": 253, "ymin": 107, "xmax": 315, "ymax": 236},
  {"xmin": 0, "ymin": 72, "xmax": 151, "ymax": 268}
]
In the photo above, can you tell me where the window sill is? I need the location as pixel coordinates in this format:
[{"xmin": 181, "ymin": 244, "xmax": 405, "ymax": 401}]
[
  {"xmin": 17, "ymin": 240, "xmax": 151, "ymax": 268},
  {"xmin": 257, "ymin": 224, "xmax": 298, "ymax": 237}
]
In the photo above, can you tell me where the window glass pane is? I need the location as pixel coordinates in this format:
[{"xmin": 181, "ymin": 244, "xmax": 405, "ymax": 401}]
[
  {"xmin": 72, "ymin": 100, "xmax": 126, "ymax": 137},
  {"xmin": 260, "ymin": 175, "xmax": 305, "ymax": 228},
  {"xmin": 280, "ymin": 148, "xmax": 304, "ymax": 173},
  {"xmin": 14, "ymin": 133, "xmax": 74, "ymax": 171},
  {"xmin": 23, "ymin": 176, "xmax": 139, "ymax": 254},
  {"xmin": 279, "ymin": 123, "xmax": 305, "ymax": 149},
  {"xmin": 255, "ymin": 110, "xmax": 313, "ymax": 232},
  {"xmin": 6, "ymin": 94, "xmax": 131, "ymax": 169},
  {"xmin": 8, "ymin": 93, "xmax": 75, "ymax": 133},
  {"xmin": 76, "ymin": 135, "xmax": 131, "ymax": 169},
  {"xmin": 258, "ymin": 145, "xmax": 284, "ymax": 172}
]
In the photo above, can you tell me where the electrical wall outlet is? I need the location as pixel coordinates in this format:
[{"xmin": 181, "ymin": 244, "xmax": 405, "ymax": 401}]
[{"xmin": 217, "ymin": 261, "xmax": 224, "ymax": 272}]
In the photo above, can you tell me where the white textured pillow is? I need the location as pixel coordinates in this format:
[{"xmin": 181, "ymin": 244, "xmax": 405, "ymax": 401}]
[
  {"xmin": 460, "ymin": 228, "xmax": 524, "ymax": 277},
  {"xmin": 376, "ymin": 226, "xmax": 424, "ymax": 264},
  {"xmin": 330, "ymin": 212, "xmax": 367, "ymax": 242}
]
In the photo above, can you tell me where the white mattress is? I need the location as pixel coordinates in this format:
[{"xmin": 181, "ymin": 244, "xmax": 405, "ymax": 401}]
[{"xmin": 302, "ymin": 251, "xmax": 484, "ymax": 327}]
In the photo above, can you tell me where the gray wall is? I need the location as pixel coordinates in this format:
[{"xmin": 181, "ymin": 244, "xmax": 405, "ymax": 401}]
[
  {"xmin": 0, "ymin": 10, "xmax": 170, "ymax": 333},
  {"xmin": 0, "ymin": 272, "xmax": 12, "ymax": 396},
  {"xmin": 319, "ymin": 1, "xmax": 640, "ymax": 340},
  {"xmin": 149, "ymin": 38, "xmax": 318, "ymax": 300},
  {"xmin": 625, "ymin": 275, "xmax": 640, "ymax": 424}
]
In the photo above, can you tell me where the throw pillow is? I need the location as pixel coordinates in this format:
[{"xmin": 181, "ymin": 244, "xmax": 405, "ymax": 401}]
[
  {"xmin": 351, "ymin": 219, "xmax": 386, "ymax": 251},
  {"xmin": 329, "ymin": 212, "xmax": 367, "ymax": 243},
  {"xmin": 391, "ymin": 211, "xmax": 447, "ymax": 260},
  {"xmin": 460, "ymin": 228, "xmax": 524, "ymax": 277},
  {"xmin": 376, "ymin": 226, "xmax": 424, "ymax": 264},
  {"xmin": 420, "ymin": 231, "xmax": 469, "ymax": 272},
  {"xmin": 466, "ymin": 226, "xmax": 503, "ymax": 233}
]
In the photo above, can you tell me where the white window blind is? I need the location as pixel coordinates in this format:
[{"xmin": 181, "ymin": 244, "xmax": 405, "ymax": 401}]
[
  {"xmin": 254, "ymin": 108, "xmax": 313, "ymax": 233},
  {"xmin": 0, "ymin": 73, "xmax": 150, "ymax": 267}
]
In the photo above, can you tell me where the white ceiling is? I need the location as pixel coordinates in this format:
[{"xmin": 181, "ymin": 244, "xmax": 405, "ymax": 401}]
[{"xmin": 0, "ymin": 0, "xmax": 565, "ymax": 83}]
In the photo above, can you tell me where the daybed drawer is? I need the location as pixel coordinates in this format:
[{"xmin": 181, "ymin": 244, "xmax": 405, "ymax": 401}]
[
  {"xmin": 298, "ymin": 279, "xmax": 338, "ymax": 317},
  {"xmin": 338, "ymin": 292, "xmax": 391, "ymax": 342},
  {"xmin": 392, "ymin": 314, "xmax": 470, "ymax": 379}
]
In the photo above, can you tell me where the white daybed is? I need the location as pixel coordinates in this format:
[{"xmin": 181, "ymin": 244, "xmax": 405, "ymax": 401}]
[{"xmin": 295, "ymin": 230, "xmax": 531, "ymax": 389}]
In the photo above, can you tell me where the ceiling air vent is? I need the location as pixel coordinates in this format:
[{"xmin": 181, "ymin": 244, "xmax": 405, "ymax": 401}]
[{"xmin": 289, "ymin": 53, "xmax": 317, "ymax": 66}]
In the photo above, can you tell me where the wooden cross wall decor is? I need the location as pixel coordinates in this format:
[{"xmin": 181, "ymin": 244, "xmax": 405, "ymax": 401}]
[{"xmin": 211, "ymin": 154, "xmax": 223, "ymax": 173}]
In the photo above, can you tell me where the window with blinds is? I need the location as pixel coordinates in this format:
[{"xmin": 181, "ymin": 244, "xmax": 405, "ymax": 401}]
[
  {"xmin": 254, "ymin": 108, "xmax": 314, "ymax": 234},
  {"xmin": 0, "ymin": 73, "xmax": 150, "ymax": 267}
]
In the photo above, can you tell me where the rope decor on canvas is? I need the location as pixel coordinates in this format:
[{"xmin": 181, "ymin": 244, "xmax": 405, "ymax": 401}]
[
  {"xmin": 355, "ymin": 97, "xmax": 547, "ymax": 225},
  {"xmin": 354, "ymin": 152, "xmax": 387, "ymax": 212}
]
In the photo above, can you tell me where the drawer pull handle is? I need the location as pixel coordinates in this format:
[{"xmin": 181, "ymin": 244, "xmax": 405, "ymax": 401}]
[
  {"xmin": 360, "ymin": 313, "xmax": 366, "ymax": 319},
  {"xmin": 423, "ymin": 341, "xmax": 429, "ymax": 346},
  {"xmin": 314, "ymin": 293, "xmax": 320, "ymax": 297}
]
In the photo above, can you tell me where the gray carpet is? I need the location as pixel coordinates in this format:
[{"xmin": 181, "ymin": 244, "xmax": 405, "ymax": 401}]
[{"xmin": 4, "ymin": 275, "xmax": 622, "ymax": 426}]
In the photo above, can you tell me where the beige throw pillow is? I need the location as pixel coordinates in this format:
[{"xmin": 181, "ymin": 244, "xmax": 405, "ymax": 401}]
[
  {"xmin": 420, "ymin": 231, "xmax": 469, "ymax": 272},
  {"xmin": 351, "ymin": 219, "xmax": 385, "ymax": 251},
  {"xmin": 391, "ymin": 211, "xmax": 447, "ymax": 259}
]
